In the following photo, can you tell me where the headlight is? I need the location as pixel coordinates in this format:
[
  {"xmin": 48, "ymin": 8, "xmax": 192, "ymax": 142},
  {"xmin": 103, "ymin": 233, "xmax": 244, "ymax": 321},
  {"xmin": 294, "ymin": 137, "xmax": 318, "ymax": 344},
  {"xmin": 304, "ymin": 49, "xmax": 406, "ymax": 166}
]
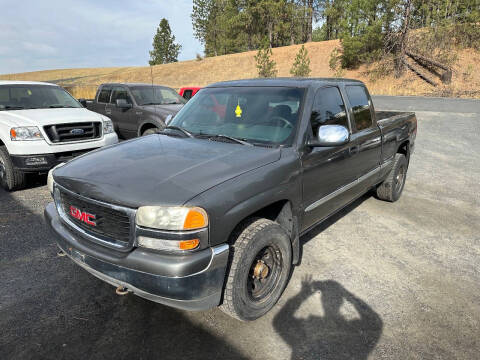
[
  {"xmin": 47, "ymin": 163, "xmax": 65, "ymax": 196},
  {"xmin": 103, "ymin": 119, "xmax": 114, "ymax": 134},
  {"xmin": 136, "ymin": 206, "xmax": 208, "ymax": 231},
  {"xmin": 10, "ymin": 127, "xmax": 44, "ymax": 141}
]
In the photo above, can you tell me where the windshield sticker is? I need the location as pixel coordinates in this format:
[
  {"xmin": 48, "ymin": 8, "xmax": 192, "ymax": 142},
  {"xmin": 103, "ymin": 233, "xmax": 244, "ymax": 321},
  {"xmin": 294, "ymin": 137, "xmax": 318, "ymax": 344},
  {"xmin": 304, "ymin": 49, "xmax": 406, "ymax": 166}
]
[{"xmin": 235, "ymin": 101, "xmax": 242, "ymax": 118}]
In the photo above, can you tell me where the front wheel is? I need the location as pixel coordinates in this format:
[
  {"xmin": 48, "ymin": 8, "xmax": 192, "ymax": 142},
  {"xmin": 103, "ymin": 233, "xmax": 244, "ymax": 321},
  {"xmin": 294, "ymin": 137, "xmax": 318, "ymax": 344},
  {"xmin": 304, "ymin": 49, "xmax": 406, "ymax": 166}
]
[
  {"xmin": 221, "ymin": 218, "xmax": 292, "ymax": 321},
  {"xmin": 0, "ymin": 146, "xmax": 26, "ymax": 191},
  {"xmin": 141, "ymin": 128, "xmax": 158, "ymax": 136}
]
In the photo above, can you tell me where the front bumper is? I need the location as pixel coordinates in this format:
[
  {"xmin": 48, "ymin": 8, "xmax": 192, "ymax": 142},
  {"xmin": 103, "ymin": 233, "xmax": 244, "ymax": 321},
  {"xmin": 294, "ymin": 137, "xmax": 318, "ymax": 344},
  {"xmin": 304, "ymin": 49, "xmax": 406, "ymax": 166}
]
[
  {"xmin": 11, "ymin": 149, "xmax": 99, "ymax": 172},
  {"xmin": 44, "ymin": 202, "xmax": 230, "ymax": 311}
]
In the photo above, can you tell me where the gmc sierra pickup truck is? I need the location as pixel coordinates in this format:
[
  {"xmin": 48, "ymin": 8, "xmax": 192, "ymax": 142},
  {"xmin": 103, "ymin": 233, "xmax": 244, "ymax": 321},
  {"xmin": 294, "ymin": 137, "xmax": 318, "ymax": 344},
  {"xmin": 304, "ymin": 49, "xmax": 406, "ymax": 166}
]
[
  {"xmin": 0, "ymin": 81, "xmax": 118, "ymax": 191},
  {"xmin": 80, "ymin": 83, "xmax": 186, "ymax": 139},
  {"xmin": 45, "ymin": 78, "xmax": 417, "ymax": 321}
]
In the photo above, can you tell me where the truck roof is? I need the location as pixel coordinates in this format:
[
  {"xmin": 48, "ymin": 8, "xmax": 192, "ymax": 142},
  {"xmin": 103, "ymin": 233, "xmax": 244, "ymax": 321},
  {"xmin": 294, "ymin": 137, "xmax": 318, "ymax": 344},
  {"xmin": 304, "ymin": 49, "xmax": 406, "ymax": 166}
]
[
  {"xmin": 99, "ymin": 83, "xmax": 172, "ymax": 88},
  {"xmin": 206, "ymin": 78, "xmax": 365, "ymax": 88},
  {"xmin": 0, "ymin": 80, "xmax": 57, "ymax": 86}
]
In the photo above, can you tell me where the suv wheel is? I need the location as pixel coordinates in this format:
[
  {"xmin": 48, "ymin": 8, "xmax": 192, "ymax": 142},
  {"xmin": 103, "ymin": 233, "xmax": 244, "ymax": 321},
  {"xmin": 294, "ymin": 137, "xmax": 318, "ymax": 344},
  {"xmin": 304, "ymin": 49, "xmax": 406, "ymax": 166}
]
[
  {"xmin": 221, "ymin": 218, "xmax": 292, "ymax": 321},
  {"xmin": 376, "ymin": 153, "xmax": 408, "ymax": 202},
  {"xmin": 0, "ymin": 146, "xmax": 26, "ymax": 191}
]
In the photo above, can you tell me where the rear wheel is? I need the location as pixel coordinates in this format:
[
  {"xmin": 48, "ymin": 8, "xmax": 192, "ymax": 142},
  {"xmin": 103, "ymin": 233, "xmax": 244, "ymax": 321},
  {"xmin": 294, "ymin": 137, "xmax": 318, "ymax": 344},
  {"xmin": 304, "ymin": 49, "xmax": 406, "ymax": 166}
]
[
  {"xmin": 0, "ymin": 146, "xmax": 26, "ymax": 191},
  {"xmin": 376, "ymin": 153, "xmax": 408, "ymax": 202},
  {"xmin": 221, "ymin": 218, "xmax": 292, "ymax": 321}
]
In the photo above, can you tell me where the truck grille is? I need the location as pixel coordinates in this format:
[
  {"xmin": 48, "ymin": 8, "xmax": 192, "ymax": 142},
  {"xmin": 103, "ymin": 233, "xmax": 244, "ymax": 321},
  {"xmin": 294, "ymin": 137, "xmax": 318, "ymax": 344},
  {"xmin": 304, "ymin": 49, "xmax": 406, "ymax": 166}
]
[
  {"xmin": 57, "ymin": 188, "xmax": 133, "ymax": 248},
  {"xmin": 44, "ymin": 122, "xmax": 102, "ymax": 143}
]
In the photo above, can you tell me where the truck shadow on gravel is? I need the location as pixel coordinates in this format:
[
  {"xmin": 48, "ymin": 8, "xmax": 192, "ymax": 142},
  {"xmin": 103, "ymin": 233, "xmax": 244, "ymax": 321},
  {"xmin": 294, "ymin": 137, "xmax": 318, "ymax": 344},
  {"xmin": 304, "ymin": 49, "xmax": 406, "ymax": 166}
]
[{"xmin": 274, "ymin": 278, "xmax": 383, "ymax": 360}]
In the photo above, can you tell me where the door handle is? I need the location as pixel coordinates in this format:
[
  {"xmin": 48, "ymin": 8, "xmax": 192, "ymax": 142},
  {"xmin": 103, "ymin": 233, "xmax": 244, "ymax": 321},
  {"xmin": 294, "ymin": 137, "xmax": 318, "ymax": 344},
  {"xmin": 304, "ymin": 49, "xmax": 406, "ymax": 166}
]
[{"xmin": 349, "ymin": 146, "xmax": 359, "ymax": 155}]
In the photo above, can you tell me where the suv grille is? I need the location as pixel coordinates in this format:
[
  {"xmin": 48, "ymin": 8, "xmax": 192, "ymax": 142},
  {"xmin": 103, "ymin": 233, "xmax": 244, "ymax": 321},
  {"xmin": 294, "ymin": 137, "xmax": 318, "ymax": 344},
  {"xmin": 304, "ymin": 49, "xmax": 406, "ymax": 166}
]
[
  {"xmin": 58, "ymin": 189, "xmax": 132, "ymax": 247},
  {"xmin": 44, "ymin": 122, "xmax": 102, "ymax": 143}
]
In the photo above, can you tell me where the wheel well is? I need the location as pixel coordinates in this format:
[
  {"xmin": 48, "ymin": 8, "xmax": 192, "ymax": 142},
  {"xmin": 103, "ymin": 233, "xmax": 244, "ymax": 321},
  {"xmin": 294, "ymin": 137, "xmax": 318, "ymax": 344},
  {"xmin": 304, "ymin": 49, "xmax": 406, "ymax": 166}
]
[
  {"xmin": 228, "ymin": 200, "xmax": 294, "ymax": 242},
  {"xmin": 397, "ymin": 140, "xmax": 409, "ymax": 161},
  {"xmin": 139, "ymin": 123, "xmax": 157, "ymax": 135},
  {"xmin": 0, "ymin": 139, "xmax": 4, "ymax": 147}
]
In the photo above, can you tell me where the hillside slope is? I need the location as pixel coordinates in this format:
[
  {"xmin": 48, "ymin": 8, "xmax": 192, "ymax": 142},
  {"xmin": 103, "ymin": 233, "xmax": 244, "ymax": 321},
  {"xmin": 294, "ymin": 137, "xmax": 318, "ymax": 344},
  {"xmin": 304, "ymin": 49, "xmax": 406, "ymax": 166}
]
[{"xmin": 1, "ymin": 40, "xmax": 479, "ymax": 99}]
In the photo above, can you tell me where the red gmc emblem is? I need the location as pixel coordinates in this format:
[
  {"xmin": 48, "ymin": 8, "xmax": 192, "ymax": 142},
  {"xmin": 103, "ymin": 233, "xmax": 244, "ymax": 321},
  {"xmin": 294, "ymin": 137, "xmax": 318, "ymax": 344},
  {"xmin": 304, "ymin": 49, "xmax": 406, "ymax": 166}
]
[{"xmin": 69, "ymin": 205, "xmax": 96, "ymax": 226}]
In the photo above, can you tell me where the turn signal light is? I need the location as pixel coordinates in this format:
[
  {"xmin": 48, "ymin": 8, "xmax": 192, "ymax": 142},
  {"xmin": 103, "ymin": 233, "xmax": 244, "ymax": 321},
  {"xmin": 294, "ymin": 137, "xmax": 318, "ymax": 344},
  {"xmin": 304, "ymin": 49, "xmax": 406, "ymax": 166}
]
[
  {"xmin": 183, "ymin": 208, "xmax": 208, "ymax": 230},
  {"xmin": 179, "ymin": 239, "xmax": 200, "ymax": 250}
]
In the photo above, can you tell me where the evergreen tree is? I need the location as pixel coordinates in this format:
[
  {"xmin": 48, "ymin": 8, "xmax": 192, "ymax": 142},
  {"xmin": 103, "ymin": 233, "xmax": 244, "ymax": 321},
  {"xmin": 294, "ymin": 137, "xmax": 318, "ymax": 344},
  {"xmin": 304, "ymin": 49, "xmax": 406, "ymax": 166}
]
[
  {"xmin": 255, "ymin": 45, "xmax": 278, "ymax": 78},
  {"xmin": 149, "ymin": 18, "xmax": 182, "ymax": 65},
  {"xmin": 290, "ymin": 45, "xmax": 311, "ymax": 76}
]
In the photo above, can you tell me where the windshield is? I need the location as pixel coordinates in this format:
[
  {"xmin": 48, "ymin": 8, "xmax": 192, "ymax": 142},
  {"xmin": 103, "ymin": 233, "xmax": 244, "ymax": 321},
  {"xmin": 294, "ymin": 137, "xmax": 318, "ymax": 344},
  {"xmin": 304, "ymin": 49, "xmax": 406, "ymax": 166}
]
[
  {"xmin": 0, "ymin": 85, "xmax": 82, "ymax": 110},
  {"xmin": 170, "ymin": 87, "xmax": 305, "ymax": 146},
  {"xmin": 130, "ymin": 86, "xmax": 186, "ymax": 106}
]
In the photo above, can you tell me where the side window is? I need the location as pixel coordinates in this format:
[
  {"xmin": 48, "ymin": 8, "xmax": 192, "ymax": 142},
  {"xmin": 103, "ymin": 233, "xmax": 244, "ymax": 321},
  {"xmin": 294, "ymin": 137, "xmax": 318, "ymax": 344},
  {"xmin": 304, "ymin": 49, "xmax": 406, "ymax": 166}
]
[
  {"xmin": 310, "ymin": 86, "xmax": 348, "ymax": 136},
  {"xmin": 110, "ymin": 87, "xmax": 131, "ymax": 104},
  {"xmin": 97, "ymin": 87, "xmax": 111, "ymax": 103},
  {"xmin": 183, "ymin": 90, "xmax": 193, "ymax": 100},
  {"xmin": 345, "ymin": 85, "xmax": 372, "ymax": 131}
]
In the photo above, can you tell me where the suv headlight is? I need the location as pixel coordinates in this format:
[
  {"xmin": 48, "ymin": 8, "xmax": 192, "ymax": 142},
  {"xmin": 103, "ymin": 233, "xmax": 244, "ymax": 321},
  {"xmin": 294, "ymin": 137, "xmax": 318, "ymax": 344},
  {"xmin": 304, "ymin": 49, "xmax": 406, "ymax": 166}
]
[
  {"xmin": 10, "ymin": 127, "xmax": 44, "ymax": 141},
  {"xmin": 103, "ymin": 119, "xmax": 114, "ymax": 134},
  {"xmin": 136, "ymin": 206, "xmax": 208, "ymax": 231}
]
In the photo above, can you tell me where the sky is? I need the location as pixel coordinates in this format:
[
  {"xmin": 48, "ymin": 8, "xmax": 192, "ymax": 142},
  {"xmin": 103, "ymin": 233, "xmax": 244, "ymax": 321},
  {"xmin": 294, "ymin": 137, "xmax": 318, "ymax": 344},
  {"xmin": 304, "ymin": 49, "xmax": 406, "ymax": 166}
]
[{"xmin": 0, "ymin": 0, "xmax": 203, "ymax": 74}]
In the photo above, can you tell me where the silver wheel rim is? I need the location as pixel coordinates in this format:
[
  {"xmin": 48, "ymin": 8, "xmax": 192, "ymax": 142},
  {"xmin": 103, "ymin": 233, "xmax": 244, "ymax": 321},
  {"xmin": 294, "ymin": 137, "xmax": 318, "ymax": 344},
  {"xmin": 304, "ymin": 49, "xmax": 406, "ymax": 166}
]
[{"xmin": 395, "ymin": 165, "xmax": 405, "ymax": 193}]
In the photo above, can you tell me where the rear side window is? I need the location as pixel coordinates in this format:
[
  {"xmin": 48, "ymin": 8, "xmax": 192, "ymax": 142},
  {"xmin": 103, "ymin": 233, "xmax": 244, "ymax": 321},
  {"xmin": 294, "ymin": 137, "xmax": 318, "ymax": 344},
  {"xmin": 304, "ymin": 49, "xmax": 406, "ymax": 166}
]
[
  {"xmin": 310, "ymin": 86, "xmax": 349, "ymax": 136},
  {"xmin": 345, "ymin": 85, "xmax": 372, "ymax": 131},
  {"xmin": 97, "ymin": 87, "xmax": 111, "ymax": 103}
]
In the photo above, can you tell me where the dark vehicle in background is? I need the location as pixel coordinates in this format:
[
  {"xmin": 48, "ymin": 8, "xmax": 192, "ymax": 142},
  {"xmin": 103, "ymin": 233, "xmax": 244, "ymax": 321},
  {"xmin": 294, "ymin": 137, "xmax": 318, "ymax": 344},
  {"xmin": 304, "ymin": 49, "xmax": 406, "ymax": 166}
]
[
  {"xmin": 80, "ymin": 83, "xmax": 186, "ymax": 139},
  {"xmin": 46, "ymin": 78, "xmax": 417, "ymax": 321},
  {"xmin": 179, "ymin": 87, "xmax": 201, "ymax": 101}
]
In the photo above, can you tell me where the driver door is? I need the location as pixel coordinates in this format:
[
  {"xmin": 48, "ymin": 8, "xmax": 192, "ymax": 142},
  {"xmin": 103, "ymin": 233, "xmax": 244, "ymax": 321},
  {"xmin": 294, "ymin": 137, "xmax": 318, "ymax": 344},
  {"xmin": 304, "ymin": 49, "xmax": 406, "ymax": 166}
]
[
  {"xmin": 301, "ymin": 86, "xmax": 359, "ymax": 231},
  {"xmin": 107, "ymin": 86, "xmax": 134, "ymax": 139}
]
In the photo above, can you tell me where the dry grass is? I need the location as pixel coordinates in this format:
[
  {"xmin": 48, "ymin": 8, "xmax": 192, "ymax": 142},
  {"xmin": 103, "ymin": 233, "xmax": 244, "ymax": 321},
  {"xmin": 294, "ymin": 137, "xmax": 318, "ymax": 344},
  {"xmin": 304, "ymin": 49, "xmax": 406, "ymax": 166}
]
[{"xmin": 1, "ymin": 40, "xmax": 479, "ymax": 99}]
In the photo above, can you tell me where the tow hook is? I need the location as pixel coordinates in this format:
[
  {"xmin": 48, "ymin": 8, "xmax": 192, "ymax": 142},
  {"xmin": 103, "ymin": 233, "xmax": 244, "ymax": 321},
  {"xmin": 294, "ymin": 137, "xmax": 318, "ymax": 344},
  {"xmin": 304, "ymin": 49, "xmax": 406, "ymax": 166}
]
[
  {"xmin": 115, "ymin": 285, "xmax": 130, "ymax": 296},
  {"xmin": 57, "ymin": 250, "xmax": 67, "ymax": 257}
]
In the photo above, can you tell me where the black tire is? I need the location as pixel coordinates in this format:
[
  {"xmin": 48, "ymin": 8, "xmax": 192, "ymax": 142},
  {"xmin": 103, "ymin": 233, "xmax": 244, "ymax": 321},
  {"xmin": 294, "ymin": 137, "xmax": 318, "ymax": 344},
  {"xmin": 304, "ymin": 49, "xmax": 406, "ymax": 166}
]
[
  {"xmin": 221, "ymin": 218, "xmax": 292, "ymax": 321},
  {"xmin": 0, "ymin": 146, "xmax": 26, "ymax": 191},
  {"xmin": 141, "ymin": 128, "xmax": 158, "ymax": 136},
  {"xmin": 376, "ymin": 153, "xmax": 408, "ymax": 202}
]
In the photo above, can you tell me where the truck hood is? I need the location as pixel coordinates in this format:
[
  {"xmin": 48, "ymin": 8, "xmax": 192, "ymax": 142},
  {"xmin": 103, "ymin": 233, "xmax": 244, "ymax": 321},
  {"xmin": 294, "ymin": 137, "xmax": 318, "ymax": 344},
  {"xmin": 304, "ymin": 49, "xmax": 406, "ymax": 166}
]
[
  {"xmin": 139, "ymin": 104, "xmax": 183, "ymax": 118},
  {"xmin": 0, "ymin": 108, "xmax": 104, "ymax": 127},
  {"xmin": 54, "ymin": 134, "xmax": 281, "ymax": 208}
]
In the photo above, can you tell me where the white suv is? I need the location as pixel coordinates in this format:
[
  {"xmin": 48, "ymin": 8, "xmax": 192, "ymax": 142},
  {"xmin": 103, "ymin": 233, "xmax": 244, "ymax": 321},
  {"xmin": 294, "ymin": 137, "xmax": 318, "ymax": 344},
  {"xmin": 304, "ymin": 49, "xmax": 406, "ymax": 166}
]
[{"xmin": 0, "ymin": 81, "xmax": 118, "ymax": 191}]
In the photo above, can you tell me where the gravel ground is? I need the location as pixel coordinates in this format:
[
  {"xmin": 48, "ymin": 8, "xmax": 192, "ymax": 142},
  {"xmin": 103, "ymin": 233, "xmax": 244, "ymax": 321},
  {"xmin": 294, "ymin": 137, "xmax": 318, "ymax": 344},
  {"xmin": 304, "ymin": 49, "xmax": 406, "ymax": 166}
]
[{"xmin": 1, "ymin": 97, "xmax": 479, "ymax": 360}]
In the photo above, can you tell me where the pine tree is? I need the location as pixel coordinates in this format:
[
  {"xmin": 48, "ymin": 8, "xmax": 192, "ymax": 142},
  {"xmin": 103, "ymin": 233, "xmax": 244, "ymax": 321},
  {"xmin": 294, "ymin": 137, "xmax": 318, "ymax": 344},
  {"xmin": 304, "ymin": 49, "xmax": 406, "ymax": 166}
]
[
  {"xmin": 290, "ymin": 45, "xmax": 311, "ymax": 77},
  {"xmin": 255, "ymin": 45, "xmax": 278, "ymax": 78},
  {"xmin": 149, "ymin": 19, "xmax": 182, "ymax": 65}
]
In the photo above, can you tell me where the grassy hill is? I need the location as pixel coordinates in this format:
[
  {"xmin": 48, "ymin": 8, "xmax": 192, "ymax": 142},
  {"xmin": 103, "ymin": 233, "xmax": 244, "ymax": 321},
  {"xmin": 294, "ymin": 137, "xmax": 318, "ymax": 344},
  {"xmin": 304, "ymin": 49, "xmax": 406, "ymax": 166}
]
[{"xmin": 1, "ymin": 40, "xmax": 479, "ymax": 99}]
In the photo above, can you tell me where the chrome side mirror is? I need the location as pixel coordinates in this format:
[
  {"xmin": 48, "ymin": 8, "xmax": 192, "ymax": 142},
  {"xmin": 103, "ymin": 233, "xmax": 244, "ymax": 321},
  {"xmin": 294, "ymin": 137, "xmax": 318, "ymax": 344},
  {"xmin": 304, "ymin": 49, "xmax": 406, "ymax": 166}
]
[{"xmin": 308, "ymin": 125, "xmax": 349, "ymax": 147}]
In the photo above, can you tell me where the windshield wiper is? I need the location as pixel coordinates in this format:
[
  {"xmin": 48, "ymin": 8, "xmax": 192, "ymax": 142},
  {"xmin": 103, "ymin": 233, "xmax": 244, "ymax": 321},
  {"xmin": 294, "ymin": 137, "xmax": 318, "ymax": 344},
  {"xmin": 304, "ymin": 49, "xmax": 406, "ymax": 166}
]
[
  {"xmin": 164, "ymin": 126, "xmax": 194, "ymax": 138},
  {"xmin": 205, "ymin": 134, "xmax": 253, "ymax": 146},
  {"xmin": 142, "ymin": 102, "xmax": 162, "ymax": 105},
  {"xmin": 163, "ymin": 101, "xmax": 181, "ymax": 105},
  {"xmin": 48, "ymin": 105, "xmax": 75, "ymax": 108}
]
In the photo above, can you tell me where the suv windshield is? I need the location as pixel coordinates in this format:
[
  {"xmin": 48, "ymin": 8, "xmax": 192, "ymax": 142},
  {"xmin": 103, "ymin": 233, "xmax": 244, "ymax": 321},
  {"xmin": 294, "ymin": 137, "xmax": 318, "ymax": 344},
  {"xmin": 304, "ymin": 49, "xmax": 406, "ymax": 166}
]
[
  {"xmin": 130, "ymin": 86, "xmax": 186, "ymax": 106},
  {"xmin": 0, "ymin": 85, "xmax": 82, "ymax": 110},
  {"xmin": 170, "ymin": 87, "xmax": 305, "ymax": 146}
]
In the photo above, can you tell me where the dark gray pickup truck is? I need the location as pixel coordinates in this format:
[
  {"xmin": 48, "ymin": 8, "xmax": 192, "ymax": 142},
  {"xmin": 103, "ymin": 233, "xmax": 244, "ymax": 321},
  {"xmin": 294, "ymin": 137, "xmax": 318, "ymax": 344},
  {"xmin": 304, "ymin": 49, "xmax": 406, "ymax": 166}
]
[
  {"xmin": 80, "ymin": 83, "xmax": 185, "ymax": 139},
  {"xmin": 45, "ymin": 78, "xmax": 417, "ymax": 321}
]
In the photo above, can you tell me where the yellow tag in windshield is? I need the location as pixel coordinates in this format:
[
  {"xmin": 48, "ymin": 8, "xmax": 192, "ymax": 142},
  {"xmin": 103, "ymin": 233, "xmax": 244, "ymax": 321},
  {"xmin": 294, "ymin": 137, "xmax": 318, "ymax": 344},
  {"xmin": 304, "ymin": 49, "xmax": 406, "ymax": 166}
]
[{"xmin": 235, "ymin": 103, "xmax": 242, "ymax": 118}]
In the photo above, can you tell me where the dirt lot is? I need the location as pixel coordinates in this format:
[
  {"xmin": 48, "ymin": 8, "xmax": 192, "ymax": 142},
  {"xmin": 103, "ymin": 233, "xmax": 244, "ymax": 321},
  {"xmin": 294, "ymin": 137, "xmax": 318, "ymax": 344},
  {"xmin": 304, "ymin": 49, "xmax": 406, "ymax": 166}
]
[{"xmin": 1, "ymin": 97, "xmax": 479, "ymax": 359}]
